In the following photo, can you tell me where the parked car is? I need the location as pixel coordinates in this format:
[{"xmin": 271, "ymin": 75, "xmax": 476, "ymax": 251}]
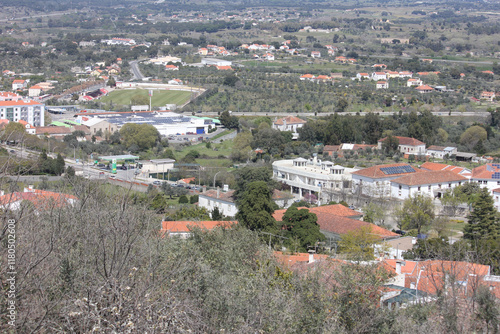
[
  {"xmin": 97, "ymin": 163, "xmax": 105, "ymax": 168},
  {"xmin": 9, "ymin": 150, "xmax": 15, "ymax": 153},
  {"xmin": 153, "ymin": 180, "xmax": 161, "ymax": 185}
]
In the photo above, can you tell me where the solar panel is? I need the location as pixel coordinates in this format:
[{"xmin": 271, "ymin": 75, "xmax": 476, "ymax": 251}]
[
  {"xmin": 493, "ymin": 172, "xmax": 500, "ymax": 179},
  {"xmin": 380, "ymin": 165, "xmax": 415, "ymax": 175}
]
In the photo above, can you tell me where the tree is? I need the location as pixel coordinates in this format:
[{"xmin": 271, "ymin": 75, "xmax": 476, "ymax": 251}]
[
  {"xmin": 460, "ymin": 125, "xmax": 487, "ymax": 151},
  {"xmin": 280, "ymin": 206, "xmax": 325, "ymax": 252},
  {"xmin": 54, "ymin": 153, "xmax": 65, "ymax": 176},
  {"xmin": 211, "ymin": 206, "xmax": 223, "ymax": 220},
  {"xmin": 234, "ymin": 166, "xmax": 274, "ymax": 199},
  {"xmin": 236, "ymin": 181, "xmax": 277, "ymax": 232},
  {"xmin": 338, "ymin": 226, "xmax": 380, "ymax": 261},
  {"xmin": 396, "ymin": 194, "xmax": 435, "ymax": 234},
  {"xmin": 168, "ymin": 206, "xmax": 211, "ymax": 221},
  {"xmin": 335, "ymin": 98, "xmax": 349, "ymax": 112},
  {"xmin": 382, "ymin": 134, "xmax": 399, "ymax": 155},
  {"xmin": 1, "ymin": 121, "xmax": 26, "ymax": 143},
  {"xmin": 362, "ymin": 202, "xmax": 386, "ymax": 225},
  {"xmin": 65, "ymin": 166, "xmax": 75, "ymax": 178},
  {"xmin": 130, "ymin": 93, "xmax": 149, "ymax": 106},
  {"xmin": 178, "ymin": 195, "xmax": 189, "ymax": 204},
  {"xmin": 463, "ymin": 188, "xmax": 500, "ymax": 240},
  {"xmin": 120, "ymin": 123, "xmax": 161, "ymax": 151},
  {"xmin": 219, "ymin": 111, "xmax": 239, "ymax": 129}
]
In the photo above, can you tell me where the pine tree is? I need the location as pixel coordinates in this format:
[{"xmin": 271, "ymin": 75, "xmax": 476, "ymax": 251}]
[
  {"xmin": 235, "ymin": 181, "xmax": 277, "ymax": 232},
  {"xmin": 464, "ymin": 188, "xmax": 500, "ymax": 240}
]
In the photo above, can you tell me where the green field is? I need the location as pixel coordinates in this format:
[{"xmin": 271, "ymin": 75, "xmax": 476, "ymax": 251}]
[{"xmin": 100, "ymin": 89, "xmax": 192, "ymax": 107}]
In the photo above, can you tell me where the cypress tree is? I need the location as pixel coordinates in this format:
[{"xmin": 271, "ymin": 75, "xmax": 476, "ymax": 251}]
[{"xmin": 464, "ymin": 188, "xmax": 500, "ymax": 240}]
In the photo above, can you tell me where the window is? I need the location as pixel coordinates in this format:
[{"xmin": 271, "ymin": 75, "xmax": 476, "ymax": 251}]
[
  {"xmin": 418, "ymin": 186, "xmax": 421, "ymax": 191},
  {"xmin": 448, "ymin": 183, "xmax": 452, "ymax": 188},
  {"xmin": 399, "ymin": 185, "xmax": 402, "ymax": 190},
  {"xmin": 428, "ymin": 185, "xmax": 431, "ymax": 190}
]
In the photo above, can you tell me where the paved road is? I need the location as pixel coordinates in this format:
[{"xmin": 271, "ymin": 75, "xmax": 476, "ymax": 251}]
[
  {"xmin": 129, "ymin": 60, "xmax": 144, "ymax": 80},
  {"xmin": 371, "ymin": 54, "xmax": 494, "ymax": 65},
  {"xmin": 198, "ymin": 111, "xmax": 490, "ymax": 118}
]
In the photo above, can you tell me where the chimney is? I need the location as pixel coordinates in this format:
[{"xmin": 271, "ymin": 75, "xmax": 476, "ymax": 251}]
[
  {"xmin": 395, "ymin": 261, "xmax": 404, "ymax": 275},
  {"xmin": 308, "ymin": 250, "xmax": 315, "ymax": 263}
]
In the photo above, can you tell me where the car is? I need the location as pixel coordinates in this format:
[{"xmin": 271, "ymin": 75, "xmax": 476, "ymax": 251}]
[
  {"xmin": 152, "ymin": 180, "xmax": 161, "ymax": 185},
  {"xmin": 394, "ymin": 230, "xmax": 406, "ymax": 236},
  {"xmin": 97, "ymin": 163, "xmax": 105, "ymax": 168},
  {"xmin": 109, "ymin": 175, "xmax": 116, "ymax": 179},
  {"xmin": 197, "ymin": 110, "xmax": 202, "ymax": 113},
  {"xmin": 9, "ymin": 150, "xmax": 15, "ymax": 153}
]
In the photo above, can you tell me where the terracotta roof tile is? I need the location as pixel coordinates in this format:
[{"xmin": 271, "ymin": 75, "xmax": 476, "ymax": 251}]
[
  {"xmin": 161, "ymin": 220, "xmax": 236, "ymax": 233},
  {"xmin": 273, "ymin": 116, "xmax": 306, "ymax": 125},
  {"xmin": 378, "ymin": 136, "xmax": 425, "ymax": 146},
  {"xmin": 391, "ymin": 170, "xmax": 467, "ymax": 186},
  {"xmin": 352, "ymin": 163, "xmax": 425, "ymax": 179}
]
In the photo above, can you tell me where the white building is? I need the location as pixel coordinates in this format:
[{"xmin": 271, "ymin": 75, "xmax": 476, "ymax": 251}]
[
  {"xmin": 351, "ymin": 163, "xmax": 425, "ymax": 199},
  {"xmin": 12, "ymin": 79, "xmax": 28, "ymax": 90},
  {"xmin": 376, "ymin": 81, "xmax": 389, "ymax": 89},
  {"xmin": 492, "ymin": 188, "xmax": 500, "ymax": 212},
  {"xmin": 372, "ymin": 72, "xmax": 387, "ymax": 81},
  {"xmin": 0, "ymin": 94, "xmax": 45, "ymax": 127},
  {"xmin": 201, "ymin": 58, "xmax": 232, "ymax": 67},
  {"xmin": 426, "ymin": 145, "xmax": 457, "ymax": 159},
  {"xmin": 378, "ymin": 136, "xmax": 426, "ymax": 156},
  {"xmin": 272, "ymin": 116, "xmax": 306, "ymax": 140},
  {"xmin": 138, "ymin": 159, "xmax": 175, "ymax": 179},
  {"xmin": 272, "ymin": 158, "xmax": 359, "ymax": 203},
  {"xmin": 471, "ymin": 163, "xmax": 500, "ymax": 193},
  {"xmin": 390, "ymin": 170, "xmax": 468, "ymax": 199}
]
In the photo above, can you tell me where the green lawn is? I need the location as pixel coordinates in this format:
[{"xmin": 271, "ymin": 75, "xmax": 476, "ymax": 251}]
[{"xmin": 100, "ymin": 89, "xmax": 192, "ymax": 107}]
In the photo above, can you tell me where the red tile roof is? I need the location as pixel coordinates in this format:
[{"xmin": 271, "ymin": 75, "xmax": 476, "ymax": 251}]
[
  {"xmin": 472, "ymin": 163, "xmax": 500, "ymax": 179},
  {"xmin": 0, "ymin": 189, "xmax": 77, "ymax": 210},
  {"xmin": 352, "ymin": 163, "xmax": 424, "ymax": 179},
  {"xmin": 161, "ymin": 220, "xmax": 236, "ymax": 233},
  {"xmin": 274, "ymin": 251, "xmax": 329, "ymax": 267},
  {"xmin": 420, "ymin": 162, "xmax": 467, "ymax": 174},
  {"xmin": 0, "ymin": 99, "xmax": 42, "ymax": 106},
  {"xmin": 391, "ymin": 170, "xmax": 467, "ymax": 186},
  {"xmin": 378, "ymin": 136, "xmax": 425, "ymax": 147},
  {"xmin": 272, "ymin": 204, "xmax": 362, "ymax": 222},
  {"xmin": 415, "ymin": 85, "xmax": 434, "ymax": 91},
  {"xmin": 273, "ymin": 116, "xmax": 306, "ymax": 125}
]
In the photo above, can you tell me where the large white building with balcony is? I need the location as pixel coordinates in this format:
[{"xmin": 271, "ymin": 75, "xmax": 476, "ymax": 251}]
[
  {"xmin": 0, "ymin": 93, "xmax": 45, "ymax": 127},
  {"xmin": 272, "ymin": 157, "xmax": 359, "ymax": 203}
]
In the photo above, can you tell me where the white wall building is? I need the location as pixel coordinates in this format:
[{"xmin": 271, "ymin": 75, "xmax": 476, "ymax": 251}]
[
  {"xmin": 426, "ymin": 146, "xmax": 457, "ymax": 159},
  {"xmin": 390, "ymin": 170, "xmax": 468, "ymax": 199},
  {"xmin": 272, "ymin": 158, "xmax": 359, "ymax": 203},
  {"xmin": 201, "ymin": 58, "xmax": 232, "ymax": 67},
  {"xmin": 471, "ymin": 163, "xmax": 500, "ymax": 194},
  {"xmin": 378, "ymin": 136, "xmax": 426, "ymax": 156},
  {"xmin": 198, "ymin": 189, "xmax": 239, "ymax": 218},
  {"xmin": 351, "ymin": 163, "xmax": 425, "ymax": 199},
  {"xmin": 272, "ymin": 116, "xmax": 306, "ymax": 139},
  {"xmin": 0, "ymin": 94, "xmax": 45, "ymax": 127}
]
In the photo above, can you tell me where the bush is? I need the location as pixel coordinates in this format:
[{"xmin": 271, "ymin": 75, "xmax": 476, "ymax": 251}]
[
  {"xmin": 190, "ymin": 195, "xmax": 199, "ymax": 204},
  {"xmin": 178, "ymin": 195, "xmax": 189, "ymax": 204}
]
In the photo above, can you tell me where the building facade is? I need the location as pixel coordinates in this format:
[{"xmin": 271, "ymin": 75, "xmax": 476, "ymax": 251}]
[{"xmin": 0, "ymin": 94, "xmax": 45, "ymax": 127}]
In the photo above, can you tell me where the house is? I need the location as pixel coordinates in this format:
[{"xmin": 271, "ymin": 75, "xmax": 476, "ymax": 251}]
[
  {"xmin": 160, "ymin": 220, "xmax": 236, "ymax": 238},
  {"xmin": 390, "ymin": 170, "xmax": 468, "ymax": 199},
  {"xmin": 168, "ymin": 79, "xmax": 183, "ymax": 85},
  {"xmin": 351, "ymin": 163, "xmax": 425, "ymax": 199},
  {"xmin": 198, "ymin": 48, "xmax": 208, "ymax": 56},
  {"xmin": 399, "ymin": 71, "xmax": 413, "ymax": 78},
  {"xmin": 272, "ymin": 116, "xmax": 307, "ymax": 137},
  {"xmin": 323, "ymin": 143, "xmax": 376, "ymax": 157},
  {"xmin": 378, "ymin": 236, "xmax": 417, "ymax": 259},
  {"xmin": 356, "ymin": 73, "xmax": 370, "ymax": 80},
  {"xmin": 407, "ymin": 78, "xmax": 422, "ymax": 87},
  {"xmin": 482, "ymin": 70, "xmax": 494, "ymax": 76},
  {"xmin": 198, "ymin": 188, "xmax": 293, "ymax": 218},
  {"xmin": 165, "ymin": 65, "xmax": 179, "ymax": 71},
  {"xmin": 372, "ymin": 72, "xmax": 387, "ymax": 81},
  {"xmin": 314, "ymin": 75, "xmax": 331, "ymax": 83},
  {"xmin": 300, "ymin": 74, "xmax": 315, "ymax": 81},
  {"xmin": 372, "ymin": 64, "xmax": 387, "ymax": 70},
  {"xmin": 28, "ymin": 85, "xmax": 43, "ymax": 97},
  {"xmin": 272, "ymin": 157, "xmax": 359, "ymax": 203},
  {"xmin": 18, "ymin": 120, "xmax": 35, "ymax": 135},
  {"xmin": 0, "ymin": 187, "xmax": 78, "ymax": 212},
  {"xmin": 215, "ymin": 65, "xmax": 232, "ymax": 71},
  {"xmin": 492, "ymin": 188, "xmax": 500, "ymax": 211},
  {"xmin": 420, "ymin": 161, "xmax": 471, "ymax": 176},
  {"xmin": 264, "ymin": 53, "xmax": 275, "ymax": 61},
  {"xmin": 480, "ymin": 91, "xmax": 496, "ymax": 102},
  {"xmin": 273, "ymin": 204, "xmax": 398, "ymax": 241},
  {"xmin": 378, "ymin": 136, "xmax": 426, "ymax": 156},
  {"xmin": 471, "ymin": 163, "xmax": 500, "ymax": 193},
  {"xmin": 311, "ymin": 51, "xmax": 321, "ymax": 58},
  {"xmin": 12, "ymin": 79, "xmax": 28, "ymax": 90},
  {"xmin": 383, "ymin": 71, "xmax": 398, "ymax": 79},
  {"xmin": 425, "ymin": 146, "xmax": 457, "ymax": 159},
  {"xmin": 81, "ymin": 118, "xmax": 117, "ymax": 135},
  {"xmin": 376, "ymin": 81, "xmax": 389, "ymax": 89}
]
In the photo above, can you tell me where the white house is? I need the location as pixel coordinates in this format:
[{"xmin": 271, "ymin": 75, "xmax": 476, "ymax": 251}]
[
  {"xmin": 138, "ymin": 159, "xmax": 175, "ymax": 179},
  {"xmin": 390, "ymin": 170, "xmax": 468, "ymax": 199},
  {"xmin": 376, "ymin": 81, "xmax": 389, "ymax": 89},
  {"xmin": 356, "ymin": 73, "xmax": 371, "ymax": 80},
  {"xmin": 372, "ymin": 72, "xmax": 387, "ymax": 81},
  {"xmin": 407, "ymin": 78, "xmax": 423, "ymax": 87},
  {"xmin": 12, "ymin": 79, "xmax": 28, "ymax": 90},
  {"xmin": 378, "ymin": 136, "xmax": 426, "ymax": 157},
  {"xmin": 311, "ymin": 51, "xmax": 321, "ymax": 58},
  {"xmin": 351, "ymin": 163, "xmax": 425, "ymax": 199},
  {"xmin": 198, "ymin": 189, "xmax": 293, "ymax": 218},
  {"xmin": 272, "ymin": 116, "xmax": 306, "ymax": 139},
  {"xmin": 492, "ymin": 188, "xmax": 500, "ymax": 211},
  {"xmin": 426, "ymin": 145, "xmax": 457, "ymax": 159}
]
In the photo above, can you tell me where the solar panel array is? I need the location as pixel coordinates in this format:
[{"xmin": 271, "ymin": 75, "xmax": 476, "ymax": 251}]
[
  {"xmin": 380, "ymin": 165, "xmax": 415, "ymax": 175},
  {"xmin": 493, "ymin": 172, "xmax": 500, "ymax": 179}
]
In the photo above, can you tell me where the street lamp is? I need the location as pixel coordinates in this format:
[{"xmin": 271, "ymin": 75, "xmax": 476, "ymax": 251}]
[{"xmin": 213, "ymin": 170, "xmax": 222, "ymax": 188}]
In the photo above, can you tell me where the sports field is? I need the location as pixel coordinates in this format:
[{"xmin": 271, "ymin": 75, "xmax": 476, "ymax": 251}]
[{"xmin": 100, "ymin": 89, "xmax": 192, "ymax": 107}]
